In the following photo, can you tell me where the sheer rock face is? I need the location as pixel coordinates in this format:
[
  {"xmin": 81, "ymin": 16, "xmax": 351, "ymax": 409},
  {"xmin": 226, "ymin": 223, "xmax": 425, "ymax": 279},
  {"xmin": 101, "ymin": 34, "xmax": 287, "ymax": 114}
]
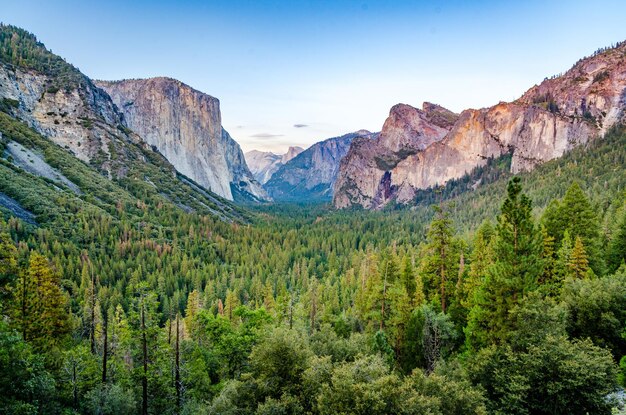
[
  {"xmin": 97, "ymin": 78, "xmax": 269, "ymax": 202},
  {"xmin": 334, "ymin": 103, "xmax": 456, "ymax": 208},
  {"xmin": 245, "ymin": 146, "xmax": 304, "ymax": 184},
  {"xmin": 265, "ymin": 130, "xmax": 376, "ymax": 201},
  {"xmin": 0, "ymin": 63, "xmax": 140, "ymax": 176},
  {"xmin": 334, "ymin": 43, "xmax": 626, "ymax": 209}
]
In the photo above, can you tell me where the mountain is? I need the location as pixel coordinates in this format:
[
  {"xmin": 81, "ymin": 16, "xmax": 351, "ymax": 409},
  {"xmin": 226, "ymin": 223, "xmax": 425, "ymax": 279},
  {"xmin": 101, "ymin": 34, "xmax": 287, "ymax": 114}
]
[
  {"xmin": 265, "ymin": 130, "xmax": 376, "ymax": 201},
  {"xmin": 245, "ymin": 146, "xmax": 304, "ymax": 184},
  {"xmin": 96, "ymin": 78, "xmax": 269, "ymax": 202},
  {"xmin": 0, "ymin": 26, "xmax": 144, "ymax": 176},
  {"xmin": 334, "ymin": 42, "xmax": 626, "ymax": 209},
  {"xmin": 0, "ymin": 24, "xmax": 244, "ymax": 221}
]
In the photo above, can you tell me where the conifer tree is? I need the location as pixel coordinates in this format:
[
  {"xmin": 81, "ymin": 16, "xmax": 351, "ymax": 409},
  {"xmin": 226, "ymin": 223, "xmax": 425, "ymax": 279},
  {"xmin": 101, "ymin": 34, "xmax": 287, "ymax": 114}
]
[
  {"xmin": 400, "ymin": 255, "xmax": 417, "ymax": 303},
  {"xmin": 185, "ymin": 289, "xmax": 202, "ymax": 337},
  {"xmin": 607, "ymin": 208, "xmax": 626, "ymax": 273},
  {"xmin": 462, "ymin": 221, "xmax": 494, "ymax": 311},
  {"xmin": 15, "ymin": 252, "xmax": 70, "ymax": 348},
  {"xmin": 555, "ymin": 230, "xmax": 573, "ymax": 283},
  {"xmin": 568, "ymin": 236, "xmax": 590, "ymax": 279},
  {"xmin": 224, "ymin": 289, "xmax": 240, "ymax": 322},
  {"xmin": 552, "ymin": 183, "xmax": 603, "ymax": 274},
  {"xmin": 540, "ymin": 225, "xmax": 557, "ymax": 287},
  {"xmin": 0, "ymin": 228, "xmax": 17, "ymax": 316},
  {"xmin": 419, "ymin": 205, "xmax": 460, "ymax": 313},
  {"xmin": 466, "ymin": 178, "xmax": 543, "ymax": 348}
]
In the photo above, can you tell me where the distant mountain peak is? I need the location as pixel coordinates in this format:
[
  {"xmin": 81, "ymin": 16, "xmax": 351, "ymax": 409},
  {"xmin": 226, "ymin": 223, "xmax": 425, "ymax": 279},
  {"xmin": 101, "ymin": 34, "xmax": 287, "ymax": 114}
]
[{"xmin": 265, "ymin": 130, "xmax": 377, "ymax": 202}]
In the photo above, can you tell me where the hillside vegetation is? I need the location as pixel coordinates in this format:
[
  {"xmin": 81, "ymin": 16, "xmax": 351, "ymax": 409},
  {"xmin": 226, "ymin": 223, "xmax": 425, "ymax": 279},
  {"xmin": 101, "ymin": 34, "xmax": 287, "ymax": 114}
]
[{"xmin": 0, "ymin": 105, "xmax": 625, "ymax": 413}]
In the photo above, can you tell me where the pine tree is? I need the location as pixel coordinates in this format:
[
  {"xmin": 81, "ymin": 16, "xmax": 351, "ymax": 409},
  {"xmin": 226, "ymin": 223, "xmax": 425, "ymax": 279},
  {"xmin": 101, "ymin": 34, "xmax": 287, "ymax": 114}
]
[
  {"xmin": 386, "ymin": 282, "xmax": 412, "ymax": 363},
  {"xmin": 461, "ymin": 221, "xmax": 494, "ymax": 311},
  {"xmin": 0, "ymin": 228, "xmax": 17, "ymax": 316},
  {"xmin": 130, "ymin": 282, "xmax": 161, "ymax": 415},
  {"xmin": 539, "ymin": 224, "xmax": 563, "ymax": 296},
  {"xmin": 554, "ymin": 229, "xmax": 572, "ymax": 280},
  {"xmin": 607, "ymin": 208, "xmax": 626, "ymax": 273},
  {"xmin": 262, "ymin": 280, "xmax": 276, "ymax": 313},
  {"xmin": 185, "ymin": 289, "xmax": 202, "ymax": 337},
  {"xmin": 224, "ymin": 289, "xmax": 240, "ymax": 322},
  {"xmin": 466, "ymin": 178, "xmax": 543, "ymax": 348},
  {"xmin": 568, "ymin": 236, "xmax": 590, "ymax": 279},
  {"xmin": 418, "ymin": 205, "xmax": 460, "ymax": 313},
  {"xmin": 400, "ymin": 255, "xmax": 417, "ymax": 303},
  {"xmin": 557, "ymin": 183, "xmax": 603, "ymax": 274},
  {"xmin": 15, "ymin": 252, "xmax": 70, "ymax": 348}
]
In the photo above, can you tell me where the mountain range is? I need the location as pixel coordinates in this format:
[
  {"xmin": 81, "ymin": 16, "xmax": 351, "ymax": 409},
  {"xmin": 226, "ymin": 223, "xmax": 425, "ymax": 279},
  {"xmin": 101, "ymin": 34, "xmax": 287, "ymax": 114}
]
[
  {"xmin": 333, "ymin": 43, "xmax": 626, "ymax": 209},
  {"xmin": 2, "ymin": 24, "xmax": 626, "ymax": 213},
  {"xmin": 245, "ymin": 146, "xmax": 304, "ymax": 184}
]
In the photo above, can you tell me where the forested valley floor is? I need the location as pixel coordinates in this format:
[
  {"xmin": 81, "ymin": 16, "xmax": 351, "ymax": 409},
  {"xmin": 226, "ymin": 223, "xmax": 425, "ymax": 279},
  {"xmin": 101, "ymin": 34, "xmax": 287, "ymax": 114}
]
[{"xmin": 1, "ymin": 118, "xmax": 626, "ymax": 414}]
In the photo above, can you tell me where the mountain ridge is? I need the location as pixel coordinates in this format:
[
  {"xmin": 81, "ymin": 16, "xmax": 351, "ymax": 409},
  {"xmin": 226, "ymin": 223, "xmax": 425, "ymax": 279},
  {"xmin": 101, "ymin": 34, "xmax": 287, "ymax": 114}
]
[
  {"xmin": 334, "ymin": 41, "xmax": 626, "ymax": 209},
  {"xmin": 265, "ymin": 130, "xmax": 377, "ymax": 202}
]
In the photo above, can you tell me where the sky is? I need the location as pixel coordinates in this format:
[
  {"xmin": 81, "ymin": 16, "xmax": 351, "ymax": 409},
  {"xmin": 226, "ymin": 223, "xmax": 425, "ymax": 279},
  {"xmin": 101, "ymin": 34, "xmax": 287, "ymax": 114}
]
[{"xmin": 3, "ymin": 0, "xmax": 626, "ymax": 153}]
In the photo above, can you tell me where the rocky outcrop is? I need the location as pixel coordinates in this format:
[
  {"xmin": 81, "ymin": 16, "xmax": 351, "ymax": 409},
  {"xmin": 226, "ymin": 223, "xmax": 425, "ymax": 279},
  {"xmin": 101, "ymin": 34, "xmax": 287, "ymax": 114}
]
[
  {"xmin": 266, "ymin": 130, "xmax": 375, "ymax": 201},
  {"xmin": 0, "ymin": 62, "xmax": 141, "ymax": 177},
  {"xmin": 245, "ymin": 146, "xmax": 304, "ymax": 184},
  {"xmin": 334, "ymin": 42, "xmax": 626, "ymax": 209},
  {"xmin": 97, "ymin": 78, "xmax": 269, "ymax": 202},
  {"xmin": 334, "ymin": 104, "xmax": 457, "ymax": 208}
]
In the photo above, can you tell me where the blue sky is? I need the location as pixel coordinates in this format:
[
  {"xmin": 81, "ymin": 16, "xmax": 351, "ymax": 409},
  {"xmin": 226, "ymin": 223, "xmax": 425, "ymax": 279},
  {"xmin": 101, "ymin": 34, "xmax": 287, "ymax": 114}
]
[{"xmin": 3, "ymin": 0, "xmax": 626, "ymax": 153}]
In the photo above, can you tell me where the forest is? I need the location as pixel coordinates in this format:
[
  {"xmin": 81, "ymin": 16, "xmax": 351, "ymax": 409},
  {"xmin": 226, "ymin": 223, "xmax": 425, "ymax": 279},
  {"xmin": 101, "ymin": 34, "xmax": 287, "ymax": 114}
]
[
  {"xmin": 1, "ymin": 24, "xmax": 626, "ymax": 413},
  {"xmin": 1, "ymin": 106, "xmax": 626, "ymax": 414}
]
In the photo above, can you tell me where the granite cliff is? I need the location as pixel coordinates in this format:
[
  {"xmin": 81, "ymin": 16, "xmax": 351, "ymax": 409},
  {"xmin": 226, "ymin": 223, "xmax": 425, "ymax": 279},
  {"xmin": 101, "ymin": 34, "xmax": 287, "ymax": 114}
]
[
  {"xmin": 245, "ymin": 146, "xmax": 304, "ymax": 184},
  {"xmin": 265, "ymin": 130, "xmax": 376, "ymax": 201},
  {"xmin": 334, "ymin": 42, "xmax": 626, "ymax": 209},
  {"xmin": 97, "ymin": 78, "xmax": 269, "ymax": 202}
]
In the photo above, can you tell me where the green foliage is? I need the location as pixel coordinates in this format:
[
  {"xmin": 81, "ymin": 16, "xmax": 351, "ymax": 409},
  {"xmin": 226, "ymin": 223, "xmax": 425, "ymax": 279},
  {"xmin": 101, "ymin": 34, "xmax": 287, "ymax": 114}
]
[
  {"xmin": 0, "ymin": 75, "xmax": 624, "ymax": 412},
  {"xmin": 466, "ymin": 178, "xmax": 543, "ymax": 349},
  {"xmin": 607, "ymin": 207, "xmax": 626, "ymax": 273},
  {"xmin": 0, "ymin": 321, "xmax": 56, "ymax": 414},
  {"xmin": 468, "ymin": 337, "xmax": 617, "ymax": 415},
  {"xmin": 561, "ymin": 270, "xmax": 626, "ymax": 358},
  {"xmin": 0, "ymin": 24, "xmax": 87, "ymax": 92},
  {"xmin": 249, "ymin": 327, "xmax": 312, "ymax": 399},
  {"xmin": 83, "ymin": 384, "xmax": 136, "ymax": 415}
]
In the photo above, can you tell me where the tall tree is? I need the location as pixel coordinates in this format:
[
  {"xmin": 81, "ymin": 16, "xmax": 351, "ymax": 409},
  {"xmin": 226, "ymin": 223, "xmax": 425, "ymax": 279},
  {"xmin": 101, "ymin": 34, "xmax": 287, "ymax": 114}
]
[
  {"xmin": 466, "ymin": 178, "xmax": 543, "ymax": 348},
  {"xmin": 14, "ymin": 252, "xmax": 70, "ymax": 348},
  {"xmin": 0, "ymin": 226, "xmax": 17, "ymax": 316},
  {"xmin": 607, "ymin": 208, "xmax": 626, "ymax": 273},
  {"xmin": 131, "ymin": 282, "xmax": 160, "ymax": 415},
  {"xmin": 547, "ymin": 182, "xmax": 604, "ymax": 274},
  {"xmin": 568, "ymin": 236, "xmax": 590, "ymax": 279},
  {"xmin": 461, "ymin": 221, "xmax": 494, "ymax": 311},
  {"xmin": 419, "ymin": 205, "xmax": 460, "ymax": 313}
]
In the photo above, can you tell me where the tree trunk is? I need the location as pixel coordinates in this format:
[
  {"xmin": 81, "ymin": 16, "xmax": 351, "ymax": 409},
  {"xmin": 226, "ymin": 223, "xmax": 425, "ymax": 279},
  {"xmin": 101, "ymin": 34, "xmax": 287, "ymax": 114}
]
[
  {"xmin": 90, "ymin": 267, "xmax": 96, "ymax": 354},
  {"xmin": 141, "ymin": 303, "xmax": 148, "ymax": 415},
  {"xmin": 380, "ymin": 261, "xmax": 388, "ymax": 331},
  {"xmin": 175, "ymin": 314, "xmax": 181, "ymax": 412},
  {"xmin": 102, "ymin": 315, "xmax": 108, "ymax": 383}
]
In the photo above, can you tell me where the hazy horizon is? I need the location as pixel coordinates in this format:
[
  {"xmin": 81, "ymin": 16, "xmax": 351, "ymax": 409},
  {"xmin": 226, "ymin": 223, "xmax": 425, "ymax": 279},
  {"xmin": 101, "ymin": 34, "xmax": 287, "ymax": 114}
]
[{"xmin": 3, "ymin": 0, "xmax": 626, "ymax": 153}]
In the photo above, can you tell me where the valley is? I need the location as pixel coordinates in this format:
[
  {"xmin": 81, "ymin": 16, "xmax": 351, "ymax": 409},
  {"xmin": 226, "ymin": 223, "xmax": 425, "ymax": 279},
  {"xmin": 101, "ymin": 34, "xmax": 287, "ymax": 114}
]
[{"xmin": 0, "ymin": 20, "xmax": 625, "ymax": 415}]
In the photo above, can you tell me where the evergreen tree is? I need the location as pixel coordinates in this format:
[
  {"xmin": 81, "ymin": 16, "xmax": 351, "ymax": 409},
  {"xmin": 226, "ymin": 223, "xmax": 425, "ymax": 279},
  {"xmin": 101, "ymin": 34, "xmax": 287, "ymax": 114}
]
[
  {"xmin": 461, "ymin": 221, "xmax": 494, "ymax": 311},
  {"xmin": 0, "ymin": 227, "xmax": 17, "ymax": 316},
  {"xmin": 14, "ymin": 252, "xmax": 70, "ymax": 349},
  {"xmin": 568, "ymin": 236, "xmax": 590, "ymax": 279},
  {"xmin": 607, "ymin": 208, "xmax": 626, "ymax": 273},
  {"xmin": 419, "ymin": 205, "xmax": 460, "ymax": 313},
  {"xmin": 466, "ymin": 178, "xmax": 543, "ymax": 348},
  {"xmin": 554, "ymin": 183, "xmax": 604, "ymax": 274},
  {"xmin": 400, "ymin": 255, "xmax": 417, "ymax": 303}
]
